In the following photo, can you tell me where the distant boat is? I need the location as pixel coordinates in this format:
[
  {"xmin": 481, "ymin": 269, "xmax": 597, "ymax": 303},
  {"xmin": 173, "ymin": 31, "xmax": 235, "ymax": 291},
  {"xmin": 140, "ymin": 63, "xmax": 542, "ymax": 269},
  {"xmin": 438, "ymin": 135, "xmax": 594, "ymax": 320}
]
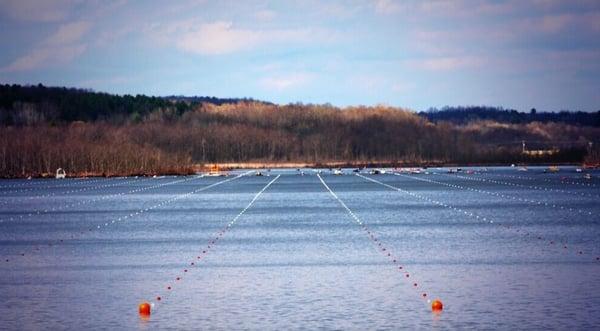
[
  {"xmin": 518, "ymin": 166, "xmax": 528, "ymax": 172},
  {"xmin": 575, "ymin": 168, "xmax": 583, "ymax": 173},
  {"xmin": 397, "ymin": 167, "xmax": 424, "ymax": 174},
  {"xmin": 333, "ymin": 169, "xmax": 343, "ymax": 175},
  {"xmin": 255, "ymin": 171, "xmax": 263, "ymax": 176},
  {"xmin": 545, "ymin": 166, "xmax": 559, "ymax": 173},
  {"xmin": 55, "ymin": 168, "xmax": 66, "ymax": 179},
  {"xmin": 584, "ymin": 173, "xmax": 592, "ymax": 180},
  {"xmin": 369, "ymin": 169, "xmax": 381, "ymax": 175}
]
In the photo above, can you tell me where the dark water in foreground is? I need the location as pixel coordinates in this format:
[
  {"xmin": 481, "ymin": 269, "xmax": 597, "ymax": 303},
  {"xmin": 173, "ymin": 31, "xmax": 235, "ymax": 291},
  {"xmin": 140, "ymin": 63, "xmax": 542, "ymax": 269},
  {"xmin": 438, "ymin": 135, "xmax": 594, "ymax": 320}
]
[{"xmin": 1, "ymin": 167, "xmax": 599, "ymax": 330}]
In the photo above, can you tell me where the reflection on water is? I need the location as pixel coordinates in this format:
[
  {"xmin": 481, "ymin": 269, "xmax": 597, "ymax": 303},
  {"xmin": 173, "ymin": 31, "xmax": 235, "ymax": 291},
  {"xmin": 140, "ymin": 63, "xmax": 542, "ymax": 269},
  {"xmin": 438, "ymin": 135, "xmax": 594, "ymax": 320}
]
[{"xmin": 0, "ymin": 168, "xmax": 599, "ymax": 329}]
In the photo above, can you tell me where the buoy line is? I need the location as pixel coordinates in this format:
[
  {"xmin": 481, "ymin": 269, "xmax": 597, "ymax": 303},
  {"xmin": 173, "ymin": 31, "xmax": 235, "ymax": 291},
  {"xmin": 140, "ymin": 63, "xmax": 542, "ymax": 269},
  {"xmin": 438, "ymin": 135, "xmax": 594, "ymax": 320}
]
[
  {"xmin": 6, "ymin": 173, "xmax": 251, "ymax": 262},
  {"xmin": 0, "ymin": 176, "xmax": 125, "ymax": 196},
  {"xmin": 141, "ymin": 175, "xmax": 279, "ymax": 315},
  {"xmin": 454, "ymin": 172, "xmax": 599, "ymax": 200},
  {"xmin": 317, "ymin": 174, "xmax": 441, "ymax": 311},
  {"xmin": 3, "ymin": 176, "xmax": 196, "ymax": 260},
  {"xmin": 0, "ymin": 176, "xmax": 143, "ymax": 207},
  {"xmin": 0, "ymin": 176, "xmax": 109, "ymax": 191},
  {"xmin": 0, "ymin": 177, "xmax": 153, "ymax": 223},
  {"xmin": 427, "ymin": 172, "xmax": 595, "ymax": 217},
  {"xmin": 361, "ymin": 173, "xmax": 599, "ymax": 262},
  {"xmin": 481, "ymin": 172, "xmax": 599, "ymax": 189},
  {"xmin": 402, "ymin": 172, "xmax": 598, "ymax": 256}
]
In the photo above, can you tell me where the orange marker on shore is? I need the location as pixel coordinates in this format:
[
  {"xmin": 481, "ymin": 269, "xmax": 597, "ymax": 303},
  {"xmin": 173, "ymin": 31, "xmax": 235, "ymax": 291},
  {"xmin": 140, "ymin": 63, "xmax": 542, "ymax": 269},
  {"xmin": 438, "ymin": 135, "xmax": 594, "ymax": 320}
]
[
  {"xmin": 431, "ymin": 299, "xmax": 443, "ymax": 312},
  {"xmin": 139, "ymin": 302, "xmax": 151, "ymax": 316}
]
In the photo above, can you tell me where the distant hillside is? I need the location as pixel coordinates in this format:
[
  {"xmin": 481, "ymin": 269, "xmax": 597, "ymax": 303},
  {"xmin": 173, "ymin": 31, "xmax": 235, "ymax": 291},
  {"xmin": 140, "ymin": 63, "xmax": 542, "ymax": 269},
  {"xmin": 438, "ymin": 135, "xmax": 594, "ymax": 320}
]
[
  {"xmin": 0, "ymin": 84, "xmax": 264, "ymax": 125},
  {"xmin": 420, "ymin": 106, "xmax": 600, "ymax": 127},
  {"xmin": 1, "ymin": 84, "xmax": 599, "ymax": 177}
]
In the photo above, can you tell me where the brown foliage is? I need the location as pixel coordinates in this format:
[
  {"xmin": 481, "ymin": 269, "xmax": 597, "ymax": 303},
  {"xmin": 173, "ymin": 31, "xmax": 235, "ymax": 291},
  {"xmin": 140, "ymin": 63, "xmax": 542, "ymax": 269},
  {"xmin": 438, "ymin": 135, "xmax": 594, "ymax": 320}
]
[{"xmin": 1, "ymin": 103, "xmax": 598, "ymax": 177}]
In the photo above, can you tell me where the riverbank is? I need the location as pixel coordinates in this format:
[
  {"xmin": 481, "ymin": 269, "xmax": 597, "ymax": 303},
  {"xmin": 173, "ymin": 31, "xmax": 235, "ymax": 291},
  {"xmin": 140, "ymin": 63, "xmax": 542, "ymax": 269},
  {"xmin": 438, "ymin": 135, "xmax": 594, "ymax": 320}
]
[
  {"xmin": 2, "ymin": 161, "xmax": 595, "ymax": 179},
  {"xmin": 211, "ymin": 160, "xmax": 588, "ymax": 170}
]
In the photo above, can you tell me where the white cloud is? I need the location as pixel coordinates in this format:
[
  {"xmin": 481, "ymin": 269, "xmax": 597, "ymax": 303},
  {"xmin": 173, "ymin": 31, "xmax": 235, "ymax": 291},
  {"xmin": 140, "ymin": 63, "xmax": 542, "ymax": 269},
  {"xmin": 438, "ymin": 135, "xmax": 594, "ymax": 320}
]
[
  {"xmin": 177, "ymin": 21, "xmax": 262, "ymax": 55},
  {"xmin": 259, "ymin": 72, "xmax": 313, "ymax": 91},
  {"xmin": 45, "ymin": 21, "xmax": 91, "ymax": 45},
  {"xmin": 4, "ymin": 45, "xmax": 87, "ymax": 72},
  {"xmin": 2, "ymin": 20, "xmax": 91, "ymax": 72},
  {"xmin": 173, "ymin": 21, "xmax": 318, "ymax": 55}
]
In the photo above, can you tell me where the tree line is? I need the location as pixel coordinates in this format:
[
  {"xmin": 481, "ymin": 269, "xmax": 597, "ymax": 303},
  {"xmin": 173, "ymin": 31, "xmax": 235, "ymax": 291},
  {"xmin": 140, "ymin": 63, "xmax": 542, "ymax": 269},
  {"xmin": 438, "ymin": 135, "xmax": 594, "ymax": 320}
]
[
  {"xmin": 1, "ymin": 84, "xmax": 599, "ymax": 177},
  {"xmin": 422, "ymin": 106, "xmax": 600, "ymax": 127}
]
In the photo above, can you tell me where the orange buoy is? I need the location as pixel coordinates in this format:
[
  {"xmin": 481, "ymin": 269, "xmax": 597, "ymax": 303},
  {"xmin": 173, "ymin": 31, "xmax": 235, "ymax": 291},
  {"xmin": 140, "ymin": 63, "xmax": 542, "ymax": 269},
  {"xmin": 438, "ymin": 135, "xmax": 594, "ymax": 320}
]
[
  {"xmin": 431, "ymin": 299, "xmax": 443, "ymax": 312},
  {"xmin": 139, "ymin": 302, "xmax": 151, "ymax": 316}
]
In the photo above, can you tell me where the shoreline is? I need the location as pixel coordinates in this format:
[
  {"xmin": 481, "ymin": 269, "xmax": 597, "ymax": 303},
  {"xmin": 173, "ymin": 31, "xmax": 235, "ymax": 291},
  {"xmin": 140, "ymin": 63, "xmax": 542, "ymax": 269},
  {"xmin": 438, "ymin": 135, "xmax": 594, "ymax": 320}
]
[
  {"xmin": 211, "ymin": 160, "xmax": 587, "ymax": 170},
  {"xmin": 1, "ymin": 160, "xmax": 593, "ymax": 179}
]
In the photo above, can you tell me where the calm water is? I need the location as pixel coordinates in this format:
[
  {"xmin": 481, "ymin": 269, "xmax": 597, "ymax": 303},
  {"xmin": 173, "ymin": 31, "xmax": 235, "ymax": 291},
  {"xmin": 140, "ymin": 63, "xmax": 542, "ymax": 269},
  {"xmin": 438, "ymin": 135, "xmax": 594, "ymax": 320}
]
[{"xmin": 1, "ymin": 167, "xmax": 599, "ymax": 330}]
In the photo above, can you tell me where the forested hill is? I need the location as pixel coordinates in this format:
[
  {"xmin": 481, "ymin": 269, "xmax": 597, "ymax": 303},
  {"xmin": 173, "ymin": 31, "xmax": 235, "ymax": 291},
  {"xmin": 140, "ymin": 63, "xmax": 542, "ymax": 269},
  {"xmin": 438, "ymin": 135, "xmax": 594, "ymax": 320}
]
[
  {"xmin": 1, "ymin": 83, "xmax": 599, "ymax": 177},
  {"xmin": 0, "ymin": 83, "xmax": 265, "ymax": 124},
  {"xmin": 2, "ymin": 84, "xmax": 599, "ymax": 127},
  {"xmin": 421, "ymin": 106, "xmax": 600, "ymax": 127}
]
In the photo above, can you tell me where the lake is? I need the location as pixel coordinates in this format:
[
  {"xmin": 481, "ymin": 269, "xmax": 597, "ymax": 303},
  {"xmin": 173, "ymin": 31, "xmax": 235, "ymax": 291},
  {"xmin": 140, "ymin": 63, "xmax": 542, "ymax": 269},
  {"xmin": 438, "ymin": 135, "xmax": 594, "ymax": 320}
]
[{"xmin": 1, "ymin": 167, "xmax": 599, "ymax": 330}]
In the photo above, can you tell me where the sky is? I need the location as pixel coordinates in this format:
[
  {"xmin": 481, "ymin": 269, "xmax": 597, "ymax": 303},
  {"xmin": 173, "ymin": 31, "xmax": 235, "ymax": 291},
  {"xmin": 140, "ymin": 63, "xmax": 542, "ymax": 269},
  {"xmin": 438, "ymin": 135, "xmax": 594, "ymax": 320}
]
[{"xmin": 1, "ymin": 0, "xmax": 599, "ymax": 111}]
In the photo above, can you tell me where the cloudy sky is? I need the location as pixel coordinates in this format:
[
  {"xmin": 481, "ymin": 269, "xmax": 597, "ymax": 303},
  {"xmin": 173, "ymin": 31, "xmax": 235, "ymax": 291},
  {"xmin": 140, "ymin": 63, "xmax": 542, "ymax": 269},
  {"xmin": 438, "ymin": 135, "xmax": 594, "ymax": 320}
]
[{"xmin": 1, "ymin": 0, "xmax": 599, "ymax": 111}]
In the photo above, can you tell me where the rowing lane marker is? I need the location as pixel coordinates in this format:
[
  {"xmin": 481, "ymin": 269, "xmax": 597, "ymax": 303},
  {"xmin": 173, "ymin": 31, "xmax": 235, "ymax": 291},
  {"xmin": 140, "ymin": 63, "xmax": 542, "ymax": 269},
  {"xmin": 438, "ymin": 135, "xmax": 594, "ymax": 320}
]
[
  {"xmin": 317, "ymin": 173, "xmax": 442, "ymax": 313},
  {"xmin": 5, "ymin": 173, "xmax": 251, "ymax": 262},
  {"xmin": 362, "ymin": 173, "xmax": 599, "ymax": 263},
  {"xmin": 140, "ymin": 175, "xmax": 279, "ymax": 316}
]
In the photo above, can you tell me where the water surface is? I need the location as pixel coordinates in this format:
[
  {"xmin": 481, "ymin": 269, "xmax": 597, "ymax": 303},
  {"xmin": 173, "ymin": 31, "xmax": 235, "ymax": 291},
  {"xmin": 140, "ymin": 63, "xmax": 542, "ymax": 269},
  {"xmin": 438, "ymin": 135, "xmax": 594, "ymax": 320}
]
[{"xmin": 1, "ymin": 167, "xmax": 599, "ymax": 330}]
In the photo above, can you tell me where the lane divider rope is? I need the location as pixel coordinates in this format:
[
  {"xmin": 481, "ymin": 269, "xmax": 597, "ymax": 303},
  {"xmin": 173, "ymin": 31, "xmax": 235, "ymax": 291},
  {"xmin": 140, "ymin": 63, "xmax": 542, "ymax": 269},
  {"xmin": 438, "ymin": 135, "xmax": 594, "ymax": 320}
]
[
  {"xmin": 360, "ymin": 173, "xmax": 599, "ymax": 262},
  {"xmin": 0, "ymin": 176, "xmax": 109, "ymax": 191},
  {"xmin": 3, "ymin": 174, "xmax": 249, "ymax": 261},
  {"xmin": 428, "ymin": 173, "xmax": 595, "ymax": 217},
  {"xmin": 318, "ymin": 174, "xmax": 436, "ymax": 307},
  {"xmin": 147, "ymin": 175, "xmax": 279, "ymax": 309},
  {"xmin": 456, "ymin": 172, "xmax": 600, "ymax": 200},
  {"xmin": 0, "ymin": 177, "xmax": 142, "ymax": 207},
  {"xmin": 481, "ymin": 172, "xmax": 599, "ymax": 189},
  {"xmin": 0, "ymin": 177, "xmax": 158, "ymax": 223}
]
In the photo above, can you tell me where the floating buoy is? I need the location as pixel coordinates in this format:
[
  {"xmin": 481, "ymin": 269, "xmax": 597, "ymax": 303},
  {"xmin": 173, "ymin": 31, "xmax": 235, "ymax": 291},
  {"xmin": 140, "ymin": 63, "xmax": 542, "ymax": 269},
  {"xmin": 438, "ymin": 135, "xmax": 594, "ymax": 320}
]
[
  {"xmin": 431, "ymin": 299, "xmax": 443, "ymax": 312},
  {"xmin": 139, "ymin": 302, "xmax": 151, "ymax": 316}
]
